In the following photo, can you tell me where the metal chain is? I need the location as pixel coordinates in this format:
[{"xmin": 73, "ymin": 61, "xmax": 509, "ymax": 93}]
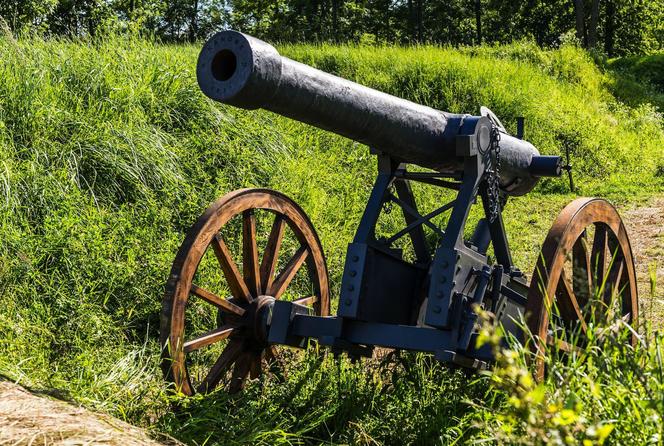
[
  {"xmin": 486, "ymin": 124, "xmax": 502, "ymax": 223},
  {"xmin": 382, "ymin": 185, "xmax": 395, "ymax": 214}
]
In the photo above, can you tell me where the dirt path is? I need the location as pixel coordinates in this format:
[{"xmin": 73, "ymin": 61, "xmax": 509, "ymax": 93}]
[
  {"xmin": 0, "ymin": 381, "xmax": 180, "ymax": 446},
  {"xmin": 621, "ymin": 195, "xmax": 664, "ymax": 326}
]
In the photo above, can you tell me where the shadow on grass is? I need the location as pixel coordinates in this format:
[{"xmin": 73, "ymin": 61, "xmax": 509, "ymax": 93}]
[
  {"xmin": 156, "ymin": 351, "xmax": 490, "ymax": 445},
  {"xmin": 606, "ymin": 53, "xmax": 664, "ymax": 112}
]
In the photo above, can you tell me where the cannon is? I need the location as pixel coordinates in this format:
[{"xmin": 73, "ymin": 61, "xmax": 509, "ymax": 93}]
[{"xmin": 160, "ymin": 31, "xmax": 638, "ymax": 395}]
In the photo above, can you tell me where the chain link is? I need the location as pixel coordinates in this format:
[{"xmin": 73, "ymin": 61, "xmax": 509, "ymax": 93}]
[
  {"xmin": 486, "ymin": 124, "xmax": 502, "ymax": 223},
  {"xmin": 382, "ymin": 185, "xmax": 395, "ymax": 214}
]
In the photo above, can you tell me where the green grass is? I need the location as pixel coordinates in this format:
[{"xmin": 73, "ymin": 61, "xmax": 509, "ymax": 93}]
[
  {"xmin": 0, "ymin": 31, "xmax": 662, "ymax": 445},
  {"xmin": 605, "ymin": 52, "xmax": 664, "ymax": 113}
]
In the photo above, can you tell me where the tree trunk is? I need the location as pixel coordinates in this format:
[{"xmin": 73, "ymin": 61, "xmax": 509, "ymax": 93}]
[
  {"xmin": 407, "ymin": 0, "xmax": 414, "ymax": 42},
  {"xmin": 475, "ymin": 0, "xmax": 482, "ymax": 44},
  {"xmin": 319, "ymin": 0, "xmax": 327, "ymax": 41},
  {"xmin": 88, "ymin": 11, "xmax": 95, "ymax": 37},
  {"xmin": 588, "ymin": 0, "xmax": 600, "ymax": 48},
  {"xmin": 385, "ymin": 0, "xmax": 391, "ymax": 43},
  {"xmin": 332, "ymin": 0, "xmax": 339, "ymax": 42},
  {"xmin": 573, "ymin": 0, "xmax": 586, "ymax": 46},
  {"xmin": 189, "ymin": 0, "xmax": 198, "ymax": 42},
  {"xmin": 604, "ymin": 0, "xmax": 615, "ymax": 56},
  {"xmin": 416, "ymin": 0, "xmax": 423, "ymax": 42}
]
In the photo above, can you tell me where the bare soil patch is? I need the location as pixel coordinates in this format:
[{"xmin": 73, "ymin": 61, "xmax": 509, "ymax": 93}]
[
  {"xmin": 0, "ymin": 381, "xmax": 180, "ymax": 446},
  {"xmin": 621, "ymin": 195, "xmax": 664, "ymax": 326}
]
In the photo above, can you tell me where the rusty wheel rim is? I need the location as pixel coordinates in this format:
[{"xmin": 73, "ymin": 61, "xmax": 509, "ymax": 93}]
[
  {"xmin": 526, "ymin": 197, "xmax": 638, "ymax": 381},
  {"xmin": 161, "ymin": 189, "xmax": 330, "ymax": 395}
]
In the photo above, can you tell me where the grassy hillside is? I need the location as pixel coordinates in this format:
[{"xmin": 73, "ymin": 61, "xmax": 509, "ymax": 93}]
[
  {"xmin": 606, "ymin": 52, "xmax": 664, "ymax": 113},
  {"xmin": 0, "ymin": 32, "xmax": 662, "ymax": 445}
]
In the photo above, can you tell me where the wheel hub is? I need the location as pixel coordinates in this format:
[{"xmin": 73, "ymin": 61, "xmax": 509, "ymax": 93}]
[{"xmin": 251, "ymin": 295, "xmax": 275, "ymax": 344}]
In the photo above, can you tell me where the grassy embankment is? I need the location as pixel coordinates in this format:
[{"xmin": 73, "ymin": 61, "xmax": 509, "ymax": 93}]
[{"xmin": 0, "ymin": 32, "xmax": 662, "ymax": 445}]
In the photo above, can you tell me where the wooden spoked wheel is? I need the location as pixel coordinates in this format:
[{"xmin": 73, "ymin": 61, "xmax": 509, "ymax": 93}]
[
  {"xmin": 526, "ymin": 197, "xmax": 638, "ymax": 380},
  {"xmin": 161, "ymin": 189, "xmax": 330, "ymax": 395}
]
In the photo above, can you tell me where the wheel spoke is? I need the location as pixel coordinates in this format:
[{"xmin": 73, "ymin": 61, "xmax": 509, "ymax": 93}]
[
  {"xmin": 572, "ymin": 232, "xmax": 593, "ymax": 304},
  {"xmin": 591, "ymin": 223, "xmax": 608, "ymax": 288},
  {"xmin": 198, "ymin": 339, "xmax": 244, "ymax": 393},
  {"xmin": 265, "ymin": 345, "xmax": 278, "ymax": 362},
  {"xmin": 268, "ymin": 246, "xmax": 309, "ymax": 299},
  {"xmin": 211, "ymin": 235, "xmax": 253, "ymax": 303},
  {"xmin": 243, "ymin": 210, "xmax": 262, "ymax": 297},
  {"xmin": 249, "ymin": 352, "xmax": 262, "ymax": 379},
  {"xmin": 260, "ymin": 215, "xmax": 286, "ymax": 294},
  {"xmin": 228, "ymin": 351, "xmax": 253, "ymax": 393},
  {"xmin": 556, "ymin": 270, "xmax": 588, "ymax": 334},
  {"xmin": 183, "ymin": 325, "xmax": 234, "ymax": 353},
  {"xmin": 546, "ymin": 334, "xmax": 582, "ymax": 354},
  {"xmin": 191, "ymin": 284, "xmax": 245, "ymax": 316},
  {"xmin": 604, "ymin": 259, "xmax": 625, "ymax": 316},
  {"xmin": 293, "ymin": 295, "xmax": 318, "ymax": 307}
]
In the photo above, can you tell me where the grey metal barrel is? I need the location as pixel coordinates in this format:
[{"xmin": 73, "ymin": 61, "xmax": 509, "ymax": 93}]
[{"xmin": 197, "ymin": 30, "xmax": 544, "ymax": 195}]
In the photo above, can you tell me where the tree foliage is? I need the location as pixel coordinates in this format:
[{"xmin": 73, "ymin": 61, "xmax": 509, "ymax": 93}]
[{"xmin": 0, "ymin": 0, "xmax": 661, "ymax": 55}]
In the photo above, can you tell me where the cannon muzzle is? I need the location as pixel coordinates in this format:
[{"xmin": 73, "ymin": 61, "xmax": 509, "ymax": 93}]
[{"xmin": 197, "ymin": 30, "xmax": 550, "ymax": 195}]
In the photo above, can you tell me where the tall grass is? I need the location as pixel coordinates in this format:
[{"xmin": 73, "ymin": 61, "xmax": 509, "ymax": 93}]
[{"xmin": 0, "ymin": 32, "xmax": 662, "ymax": 444}]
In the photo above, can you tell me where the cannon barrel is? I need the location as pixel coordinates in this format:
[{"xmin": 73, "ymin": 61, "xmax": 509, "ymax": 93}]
[{"xmin": 197, "ymin": 31, "xmax": 553, "ymax": 195}]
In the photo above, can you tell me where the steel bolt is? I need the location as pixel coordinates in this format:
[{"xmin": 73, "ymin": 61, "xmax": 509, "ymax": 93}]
[
  {"xmin": 348, "ymin": 285, "xmax": 355, "ymax": 291},
  {"xmin": 345, "ymin": 299, "xmax": 352, "ymax": 306},
  {"xmin": 441, "ymin": 261, "xmax": 449, "ymax": 268},
  {"xmin": 433, "ymin": 306, "xmax": 442, "ymax": 313},
  {"xmin": 349, "ymin": 270, "xmax": 357, "ymax": 277},
  {"xmin": 440, "ymin": 276, "xmax": 446, "ymax": 284},
  {"xmin": 352, "ymin": 255, "xmax": 359, "ymax": 262}
]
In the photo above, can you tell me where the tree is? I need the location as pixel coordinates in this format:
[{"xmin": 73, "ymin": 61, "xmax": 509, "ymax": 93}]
[
  {"xmin": 0, "ymin": 0, "xmax": 59, "ymax": 34},
  {"xmin": 0, "ymin": 0, "xmax": 660, "ymax": 56},
  {"xmin": 482, "ymin": 0, "xmax": 574, "ymax": 47},
  {"xmin": 608, "ymin": 0, "xmax": 662, "ymax": 55},
  {"xmin": 416, "ymin": 0, "xmax": 423, "ymax": 42},
  {"xmin": 573, "ymin": 0, "xmax": 585, "ymax": 45},
  {"xmin": 475, "ymin": 0, "xmax": 482, "ymax": 44},
  {"xmin": 604, "ymin": 0, "xmax": 615, "ymax": 55},
  {"xmin": 587, "ymin": 0, "xmax": 600, "ymax": 48},
  {"xmin": 47, "ymin": 0, "xmax": 116, "ymax": 37}
]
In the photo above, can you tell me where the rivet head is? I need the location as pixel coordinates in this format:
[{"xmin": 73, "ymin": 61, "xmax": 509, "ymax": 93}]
[
  {"xmin": 352, "ymin": 255, "xmax": 359, "ymax": 262},
  {"xmin": 345, "ymin": 299, "xmax": 352, "ymax": 306},
  {"xmin": 433, "ymin": 306, "xmax": 442, "ymax": 313},
  {"xmin": 441, "ymin": 261, "xmax": 449, "ymax": 268},
  {"xmin": 436, "ymin": 291, "xmax": 443, "ymax": 298},
  {"xmin": 440, "ymin": 276, "xmax": 447, "ymax": 284},
  {"xmin": 348, "ymin": 285, "xmax": 355, "ymax": 291},
  {"xmin": 349, "ymin": 270, "xmax": 357, "ymax": 277}
]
